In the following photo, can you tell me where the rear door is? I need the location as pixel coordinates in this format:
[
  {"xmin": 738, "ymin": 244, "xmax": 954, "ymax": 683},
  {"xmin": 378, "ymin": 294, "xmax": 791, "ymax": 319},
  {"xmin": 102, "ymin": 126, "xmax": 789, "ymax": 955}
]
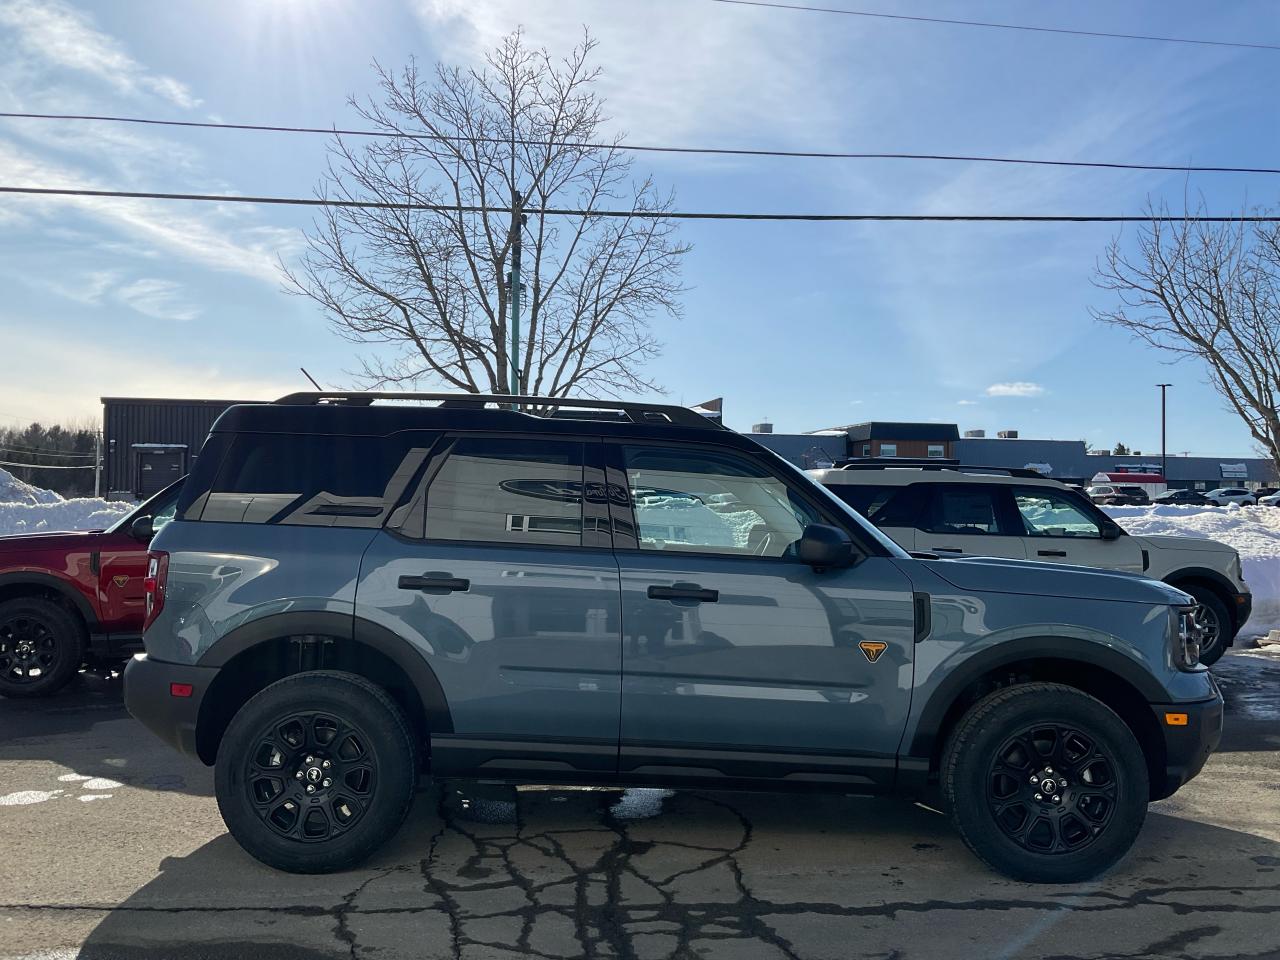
[
  {"xmin": 354, "ymin": 435, "xmax": 623, "ymax": 779},
  {"xmin": 912, "ymin": 483, "xmax": 1028, "ymax": 560},
  {"xmin": 1009, "ymin": 485, "xmax": 1144, "ymax": 572}
]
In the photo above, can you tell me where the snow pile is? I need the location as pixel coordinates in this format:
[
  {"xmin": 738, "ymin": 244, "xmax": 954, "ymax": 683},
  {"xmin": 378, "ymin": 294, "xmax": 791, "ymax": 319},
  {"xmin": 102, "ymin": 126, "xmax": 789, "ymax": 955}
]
[
  {"xmin": 0, "ymin": 467, "xmax": 63, "ymax": 505},
  {"xmin": 0, "ymin": 468, "xmax": 132, "ymax": 535},
  {"xmin": 1104, "ymin": 503, "xmax": 1280, "ymax": 636}
]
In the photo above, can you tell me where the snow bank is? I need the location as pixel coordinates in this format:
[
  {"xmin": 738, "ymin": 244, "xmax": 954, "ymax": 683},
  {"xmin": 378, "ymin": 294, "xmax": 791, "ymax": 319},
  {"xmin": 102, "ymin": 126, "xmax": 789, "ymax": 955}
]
[
  {"xmin": 0, "ymin": 468, "xmax": 132, "ymax": 535},
  {"xmin": 1104, "ymin": 503, "xmax": 1280, "ymax": 636},
  {"xmin": 0, "ymin": 467, "xmax": 62, "ymax": 505}
]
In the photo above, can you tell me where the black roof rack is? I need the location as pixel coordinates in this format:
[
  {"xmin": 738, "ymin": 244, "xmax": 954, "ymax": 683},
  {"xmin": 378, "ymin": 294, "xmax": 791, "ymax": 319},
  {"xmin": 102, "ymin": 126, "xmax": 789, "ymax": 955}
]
[
  {"xmin": 272, "ymin": 391, "xmax": 726, "ymax": 431},
  {"xmin": 832, "ymin": 458, "xmax": 1047, "ymax": 479}
]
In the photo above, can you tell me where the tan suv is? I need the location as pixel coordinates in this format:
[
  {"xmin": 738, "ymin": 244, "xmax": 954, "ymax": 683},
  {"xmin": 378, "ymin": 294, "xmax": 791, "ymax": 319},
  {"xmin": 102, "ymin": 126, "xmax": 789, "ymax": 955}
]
[{"xmin": 808, "ymin": 463, "xmax": 1251, "ymax": 664}]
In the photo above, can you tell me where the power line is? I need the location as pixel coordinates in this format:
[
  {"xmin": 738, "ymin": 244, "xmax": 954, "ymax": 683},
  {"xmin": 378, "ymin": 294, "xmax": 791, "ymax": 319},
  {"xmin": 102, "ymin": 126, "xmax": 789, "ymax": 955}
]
[
  {"xmin": 0, "ymin": 459, "xmax": 94, "ymax": 470},
  {"xmin": 4, "ymin": 185, "xmax": 1280, "ymax": 222},
  {"xmin": 0, "ymin": 445, "xmax": 95, "ymax": 459},
  {"xmin": 2, "ymin": 112, "xmax": 1278, "ymax": 176},
  {"xmin": 706, "ymin": 0, "xmax": 1280, "ymax": 52}
]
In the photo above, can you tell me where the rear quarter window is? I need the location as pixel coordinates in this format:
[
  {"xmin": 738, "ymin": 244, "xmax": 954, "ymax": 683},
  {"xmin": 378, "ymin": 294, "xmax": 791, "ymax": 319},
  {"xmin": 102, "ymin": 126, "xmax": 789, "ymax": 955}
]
[{"xmin": 195, "ymin": 432, "xmax": 436, "ymax": 527}]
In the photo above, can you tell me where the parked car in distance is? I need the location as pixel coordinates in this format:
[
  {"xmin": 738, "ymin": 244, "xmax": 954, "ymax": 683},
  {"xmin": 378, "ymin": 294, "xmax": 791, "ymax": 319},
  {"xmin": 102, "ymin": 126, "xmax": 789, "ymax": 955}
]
[
  {"xmin": 1153, "ymin": 489, "xmax": 1210, "ymax": 506},
  {"xmin": 1258, "ymin": 491, "xmax": 1280, "ymax": 507},
  {"xmin": 0, "ymin": 479, "xmax": 182, "ymax": 697},
  {"xmin": 809, "ymin": 461, "xmax": 1250, "ymax": 665},
  {"xmin": 127, "ymin": 394, "xmax": 1221, "ymax": 884},
  {"xmin": 1087, "ymin": 485, "xmax": 1151, "ymax": 506},
  {"xmin": 1204, "ymin": 488, "xmax": 1255, "ymax": 507},
  {"xmin": 1252, "ymin": 486, "xmax": 1278, "ymax": 499}
]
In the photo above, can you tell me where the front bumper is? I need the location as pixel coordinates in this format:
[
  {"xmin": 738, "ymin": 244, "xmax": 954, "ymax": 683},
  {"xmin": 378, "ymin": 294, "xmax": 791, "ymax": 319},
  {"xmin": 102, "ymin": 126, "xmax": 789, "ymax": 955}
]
[
  {"xmin": 123, "ymin": 653, "xmax": 217, "ymax": 761},
  {"xmin": 1150, "ymin": 681, "xmax": 1224, "ymax": 800}
]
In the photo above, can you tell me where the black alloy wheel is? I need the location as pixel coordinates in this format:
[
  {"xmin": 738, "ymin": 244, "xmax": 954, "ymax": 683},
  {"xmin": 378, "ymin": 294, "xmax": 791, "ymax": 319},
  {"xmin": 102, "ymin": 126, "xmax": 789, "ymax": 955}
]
[
  {"xmin": 0, "ymin": 598, "xmax": 85, "ymax": 698},
  {"xmin": 245, "ymin": 711, "xmax": 378, "ymax": 843},
  {"xmin": 986, "ymin": 723, "xmax": 1118, "ymax": 855}
]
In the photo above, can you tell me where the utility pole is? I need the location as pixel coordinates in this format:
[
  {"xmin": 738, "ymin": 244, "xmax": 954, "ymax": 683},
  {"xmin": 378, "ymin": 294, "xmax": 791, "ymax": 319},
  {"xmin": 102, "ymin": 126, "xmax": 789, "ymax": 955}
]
[
  {"xmin": 93, "ymin": 430, "xmax": 102, "ymax": 498},
  {"xmin": 1157, "ymin": 383, "xmax": 1172, "ymax": 480},
  {"xmin": 509, "ymin": 191, "xmax": 523, "ymax": 396}
]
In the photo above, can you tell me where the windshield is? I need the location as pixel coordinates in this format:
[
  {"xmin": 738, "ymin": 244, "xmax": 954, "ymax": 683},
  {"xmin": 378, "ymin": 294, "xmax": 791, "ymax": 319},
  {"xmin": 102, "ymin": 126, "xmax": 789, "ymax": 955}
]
[{"xmin": 105, "ymin": 479, "xmax": 183, "ymax": 534}]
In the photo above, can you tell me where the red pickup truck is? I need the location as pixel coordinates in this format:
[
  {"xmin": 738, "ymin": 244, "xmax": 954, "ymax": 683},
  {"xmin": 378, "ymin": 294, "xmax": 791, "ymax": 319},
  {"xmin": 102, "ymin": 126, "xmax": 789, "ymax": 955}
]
[{"xmin": 0, "ymin": 480, "xmax": 181, "ymax": 698}]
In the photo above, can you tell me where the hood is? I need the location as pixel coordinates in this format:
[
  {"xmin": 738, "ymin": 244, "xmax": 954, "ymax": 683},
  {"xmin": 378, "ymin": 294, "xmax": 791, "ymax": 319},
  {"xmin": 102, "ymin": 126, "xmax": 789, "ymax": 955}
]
[
  {"xmin": 0, "ymin": 529, "xmax": 103, "ymax": 552},
  {"xmin": 1130, "ymin": 533, "xmax": 1235, "ymax": 555},
  {"xmin": 920, "ymin": 555, "xmax": 1191, "ymax": 605}
]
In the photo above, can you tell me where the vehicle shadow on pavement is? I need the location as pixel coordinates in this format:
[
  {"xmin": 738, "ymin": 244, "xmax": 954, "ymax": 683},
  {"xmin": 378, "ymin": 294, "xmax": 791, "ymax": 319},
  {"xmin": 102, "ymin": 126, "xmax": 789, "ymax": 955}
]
[
  {"xmin": 0, "ymin": 671, "xmax": 212, "ymax": 799},
  {"xmin": 71, "ymin": 784, "xmax": 1280, "ymax": 960}
]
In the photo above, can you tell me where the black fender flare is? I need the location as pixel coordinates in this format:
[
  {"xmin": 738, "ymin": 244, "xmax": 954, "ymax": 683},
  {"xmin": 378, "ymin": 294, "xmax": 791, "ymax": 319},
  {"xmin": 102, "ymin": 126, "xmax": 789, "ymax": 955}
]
[
  {"xmin": 196, "ymin": 610, "xmax": 453, "ymax": 733},
  {"xmin": 0, "ymin": 570, "xmax": 98, "ymax": 630},
  {"xmin": 1162, "ymin": 567, "xmax": 1240, "ymax": 619},
  {"xmin": 905, "ymin": 635, "xmax": 1166, "ymax": 759}
]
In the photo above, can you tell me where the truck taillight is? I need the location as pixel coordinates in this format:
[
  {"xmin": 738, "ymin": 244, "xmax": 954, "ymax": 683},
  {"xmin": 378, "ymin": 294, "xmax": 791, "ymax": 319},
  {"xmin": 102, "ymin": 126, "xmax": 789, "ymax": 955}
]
[{"xmin": 143, "ymin": 551, "xmax": 169, "ymax": 631}]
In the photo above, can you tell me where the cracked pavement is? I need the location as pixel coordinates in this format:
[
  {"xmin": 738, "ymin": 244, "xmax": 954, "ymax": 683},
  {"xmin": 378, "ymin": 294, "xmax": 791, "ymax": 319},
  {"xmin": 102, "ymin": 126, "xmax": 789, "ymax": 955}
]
[{"xmin": 1, "ymin": 651, "xmax": 1278, "ymax": 960}]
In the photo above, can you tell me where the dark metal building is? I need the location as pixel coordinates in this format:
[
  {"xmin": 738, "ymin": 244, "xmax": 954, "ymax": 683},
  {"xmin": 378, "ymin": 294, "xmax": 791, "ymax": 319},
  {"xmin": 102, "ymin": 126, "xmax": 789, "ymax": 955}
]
[{"xmin": 102, "ymin": 397, "xmax": 247, "ymax": 498}]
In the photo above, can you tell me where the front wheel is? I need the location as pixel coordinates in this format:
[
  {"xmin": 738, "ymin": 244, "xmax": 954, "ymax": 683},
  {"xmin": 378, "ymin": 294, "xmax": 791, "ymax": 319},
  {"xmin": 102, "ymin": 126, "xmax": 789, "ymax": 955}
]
[
  {"xmin": 942, "ymin": 683, "xmax": 1148, "ymax": 883},
  {"xmin": 1182, "ymin": 586, "xmax": 1230, "ymax": 666},
  {"xmin": 0, "ymin": 597, "xmax": 85, "ymax": 698},
  {"xmin": 215, "ymin": 671, "xmax": 417, "ymax": 873}
]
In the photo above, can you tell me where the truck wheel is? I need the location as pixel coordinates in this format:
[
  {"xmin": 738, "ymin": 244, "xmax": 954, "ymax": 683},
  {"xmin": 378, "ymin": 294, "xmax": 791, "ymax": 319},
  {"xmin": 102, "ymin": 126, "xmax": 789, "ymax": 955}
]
[
  {"xmin": 0, "ymin": 597, "xmax": 85, "ymax": 698},
  {"xmin": 215, "ymin": 671, "xmax": 417, "ymax": 874},
  {"xmin": 1182, "ymin": 586, "xmax": 1230, "ymax": 666},
  {"xmin": 942, "ymin": 683, "xmax": 1148, "ymax": 883}
]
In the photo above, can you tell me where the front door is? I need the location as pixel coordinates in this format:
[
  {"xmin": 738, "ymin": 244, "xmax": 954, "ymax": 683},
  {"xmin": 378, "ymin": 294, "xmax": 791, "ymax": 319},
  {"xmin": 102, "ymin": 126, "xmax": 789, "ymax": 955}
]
[
  {"xmin": 354, "ymin": 435, "xmax": 622, "ymax": 779},
  {"xmin": 610, "ymin": 442, "xmax": 916, "ymax": 791},
  {"xmin": 1010, "ymin": 485, "xmax": 1145, "ymax": 572}
]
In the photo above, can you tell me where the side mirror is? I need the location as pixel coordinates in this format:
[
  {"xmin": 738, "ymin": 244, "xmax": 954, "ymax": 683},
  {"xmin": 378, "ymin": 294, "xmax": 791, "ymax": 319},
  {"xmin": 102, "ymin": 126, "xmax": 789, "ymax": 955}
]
[
  {"xmin": 797, "ymin": 523, "xmax": 854, "ymax": 568},
  {"xmin": 129, "ymin": 514, "xmax": 155, "ymax": 542},
  {"xmin": 1100, "ymin": 520, "xmax": 1122, "ymax": 541}
]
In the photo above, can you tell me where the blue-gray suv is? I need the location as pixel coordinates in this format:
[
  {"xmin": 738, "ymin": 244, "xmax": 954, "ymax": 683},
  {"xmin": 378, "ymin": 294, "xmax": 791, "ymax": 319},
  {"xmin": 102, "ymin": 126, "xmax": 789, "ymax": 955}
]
[{"xmin": 125, "ymin": 393, "xmax": 1222, "ymax": 882}]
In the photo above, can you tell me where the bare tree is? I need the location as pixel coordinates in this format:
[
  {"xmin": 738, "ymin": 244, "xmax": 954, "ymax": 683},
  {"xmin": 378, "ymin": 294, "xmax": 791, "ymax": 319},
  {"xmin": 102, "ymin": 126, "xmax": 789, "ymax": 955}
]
[
  {"xmin": 1093, "ymin": 201, "xmax": 1280, "ymax": 471},
  {"xmin": 285, "ymin": 30, "xmax": 689, "ymax": 397}
]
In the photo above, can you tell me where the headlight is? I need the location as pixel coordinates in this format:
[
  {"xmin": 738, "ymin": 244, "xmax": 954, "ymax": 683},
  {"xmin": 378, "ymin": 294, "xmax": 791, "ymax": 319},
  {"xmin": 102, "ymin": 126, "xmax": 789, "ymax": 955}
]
[{"xmin": 1172, "ymin": 606, "xmax": 1202, "ymax": 670}]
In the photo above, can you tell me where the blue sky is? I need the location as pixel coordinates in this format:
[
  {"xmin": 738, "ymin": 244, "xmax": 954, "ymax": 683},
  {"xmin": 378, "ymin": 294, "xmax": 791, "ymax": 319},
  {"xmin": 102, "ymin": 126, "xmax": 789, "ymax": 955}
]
[{"xmin": 0, "ymin": 0, "xmax": 1277, "ymax": 455}]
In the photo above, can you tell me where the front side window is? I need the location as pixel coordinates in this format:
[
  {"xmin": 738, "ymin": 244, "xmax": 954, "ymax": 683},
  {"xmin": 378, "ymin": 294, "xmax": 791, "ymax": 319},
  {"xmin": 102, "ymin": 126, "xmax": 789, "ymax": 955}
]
[
  {"xmin": 621, "ymin": 445, "xmax": 822, "ymax": 557},
  {"xmin": 424, "ymin": 438, "xmax": 583, "ymax": 546},
  {"xmin": 1013, "ymin": 488, "xmax": 1102, "ymax": 538},
  {"xmin": 880, "ymin": 443, "xmax": 898, "ymax": 458},
  {"xmin": 202, "ymin": 433, "xmax": 432, "ymax": 526}
]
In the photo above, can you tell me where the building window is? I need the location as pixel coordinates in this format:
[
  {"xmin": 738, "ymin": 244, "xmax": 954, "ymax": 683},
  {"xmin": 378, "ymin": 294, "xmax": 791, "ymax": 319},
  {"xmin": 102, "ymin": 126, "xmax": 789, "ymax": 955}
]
[
  {"xmin": 927, "ymin": 444, "xmax": 945, "ymax": 459},
  {"xmin": 862, "ymin": 444, "xmax": 871, "ymax": 457},
  {"xmin": 880, "ymin": 443, "xmax": 898, "ymax": 458}
]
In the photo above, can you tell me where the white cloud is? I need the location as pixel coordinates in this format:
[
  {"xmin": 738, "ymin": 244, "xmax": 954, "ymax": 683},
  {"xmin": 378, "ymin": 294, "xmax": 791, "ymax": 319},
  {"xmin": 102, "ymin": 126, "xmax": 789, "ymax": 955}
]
[
  {"xmin": 956, "ymin": 399, "xmax": 979, "ymax": 406},
  {"xmin": 412, "ymin": 0, "xmax": 858, "ymax": 147},
  {"xmin": 986, "ymin": 382, "xmax": 1045, "ymax": 398},
  {"xmin": 42, "ymin": 268, "xmax": 120, "ymax": 305},
  {"xmin": 0, "ymin": 139, "xmax": 289, "ymax": 284},
  {"xmin": 0, "ymin": 0, "xmax": 198, "ymax": 108},
  {"xmin": 113, "ymin": 278, "xmax": 201, "ymax": 322}
]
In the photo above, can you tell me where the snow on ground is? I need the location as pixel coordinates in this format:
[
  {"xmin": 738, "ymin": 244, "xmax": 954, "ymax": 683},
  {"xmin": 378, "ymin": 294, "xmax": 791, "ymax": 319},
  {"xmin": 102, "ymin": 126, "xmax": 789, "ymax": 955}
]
[
  {"xmin": 0, "ymin": 468, "xmax": 132, "ymax": 535},
  {"xmin": 1104, "ymin": 502, "xmax": 1280, "ymax": 637}
]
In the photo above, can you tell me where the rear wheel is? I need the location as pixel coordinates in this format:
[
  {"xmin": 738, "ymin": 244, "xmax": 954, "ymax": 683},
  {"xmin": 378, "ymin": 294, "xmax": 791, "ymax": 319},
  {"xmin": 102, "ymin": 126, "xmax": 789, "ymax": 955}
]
[
  {"xmin": 1181, "ymin": 586, "xmax": 1230, "ymax": 666},
  {"xmin": 0, "ymin": 597, "xmax": 85, "ymax": 698},
  {"xmin": 942, "ymin": 683, "xmax": 1148, "ymax": 883},
  {"xmin": 214, "ymin": 671, "xmax": 417, "ymax": 873}
]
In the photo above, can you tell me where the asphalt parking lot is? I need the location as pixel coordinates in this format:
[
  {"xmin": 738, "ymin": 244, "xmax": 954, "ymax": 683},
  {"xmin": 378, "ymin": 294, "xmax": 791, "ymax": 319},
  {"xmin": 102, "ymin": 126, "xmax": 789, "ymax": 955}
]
[{"xmin": 2, "ymin": 652, "xmax": 1278, "ymax": 960}]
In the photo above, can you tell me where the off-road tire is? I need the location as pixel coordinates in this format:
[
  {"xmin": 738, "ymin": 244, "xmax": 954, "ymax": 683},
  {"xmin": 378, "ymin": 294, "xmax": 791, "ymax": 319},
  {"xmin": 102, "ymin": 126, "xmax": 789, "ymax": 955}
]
[
  {"xmin": 215, "ymin": 670, "xmax": 416, "ymax": 874},
  {"xmin": 1181, "ymin": 586, "xmax": 1230, "ymax": 667},
  {"xmin": 0, "ymin": 597, "xmax": 86, "ymax": 698},
  {"xmin": 941, "ymin": 682, "xmax": 1148, "ymax": 883}
]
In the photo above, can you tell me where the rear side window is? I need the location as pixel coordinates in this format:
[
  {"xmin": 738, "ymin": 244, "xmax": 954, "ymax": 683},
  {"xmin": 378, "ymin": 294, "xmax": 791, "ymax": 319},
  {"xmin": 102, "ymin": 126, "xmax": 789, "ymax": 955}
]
[
  {"xmin": 424, "ymin": 438, "xmax": 584, "ymax": 546},
  {"xmin": 825, "ymin": 483, "xmax": 896, "ymax": 518},
  {"xmin": 200, "ymin": 433, "xmax": 434, "ymax": 526},
  {"xmin": 922, "ymin": 486, "xmax": 1002, "ymax": 535}
]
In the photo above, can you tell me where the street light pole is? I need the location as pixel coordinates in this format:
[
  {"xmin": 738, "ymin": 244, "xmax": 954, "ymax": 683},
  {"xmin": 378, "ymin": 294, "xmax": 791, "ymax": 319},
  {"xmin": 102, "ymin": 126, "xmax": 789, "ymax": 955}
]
[{"xmin": 1157, "ymin": 383, "xmax": 1172, "ymax": 480}]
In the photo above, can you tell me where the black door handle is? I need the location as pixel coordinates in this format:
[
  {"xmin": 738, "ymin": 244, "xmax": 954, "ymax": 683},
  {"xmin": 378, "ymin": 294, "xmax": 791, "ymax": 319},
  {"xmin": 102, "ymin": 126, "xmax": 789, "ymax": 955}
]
[
  {"xmin": 647, "ymin": 582, "xmax": 719, "ymax": 603},
  {"xmin": 1037, "ymin": 550, "xmax": 1068, "ymax": 557},
  {"xmin": 931, "ymin": 546, "xmax": 964, "ymax": 554},
  {"xmin": 398, "ymin": 572, "xmax": 470, "ymax": 593}
]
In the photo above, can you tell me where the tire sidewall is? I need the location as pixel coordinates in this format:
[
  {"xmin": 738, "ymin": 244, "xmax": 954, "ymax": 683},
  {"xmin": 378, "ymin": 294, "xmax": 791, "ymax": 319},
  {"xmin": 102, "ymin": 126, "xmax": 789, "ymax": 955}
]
[
  {"xmin": 214, "ymin": 673, "xmax": 415, "ymax": 873},
  {"xmin": 949, "ymin": 689, "xmax": 1148, "ymax": 883},
  {"xmin": 1183, "ymin": 586, "xmax": 1230, "ymax": 666},
  {"xmin": 0, "ymin": 598, "xmax": 84, "ymax": 698}
]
